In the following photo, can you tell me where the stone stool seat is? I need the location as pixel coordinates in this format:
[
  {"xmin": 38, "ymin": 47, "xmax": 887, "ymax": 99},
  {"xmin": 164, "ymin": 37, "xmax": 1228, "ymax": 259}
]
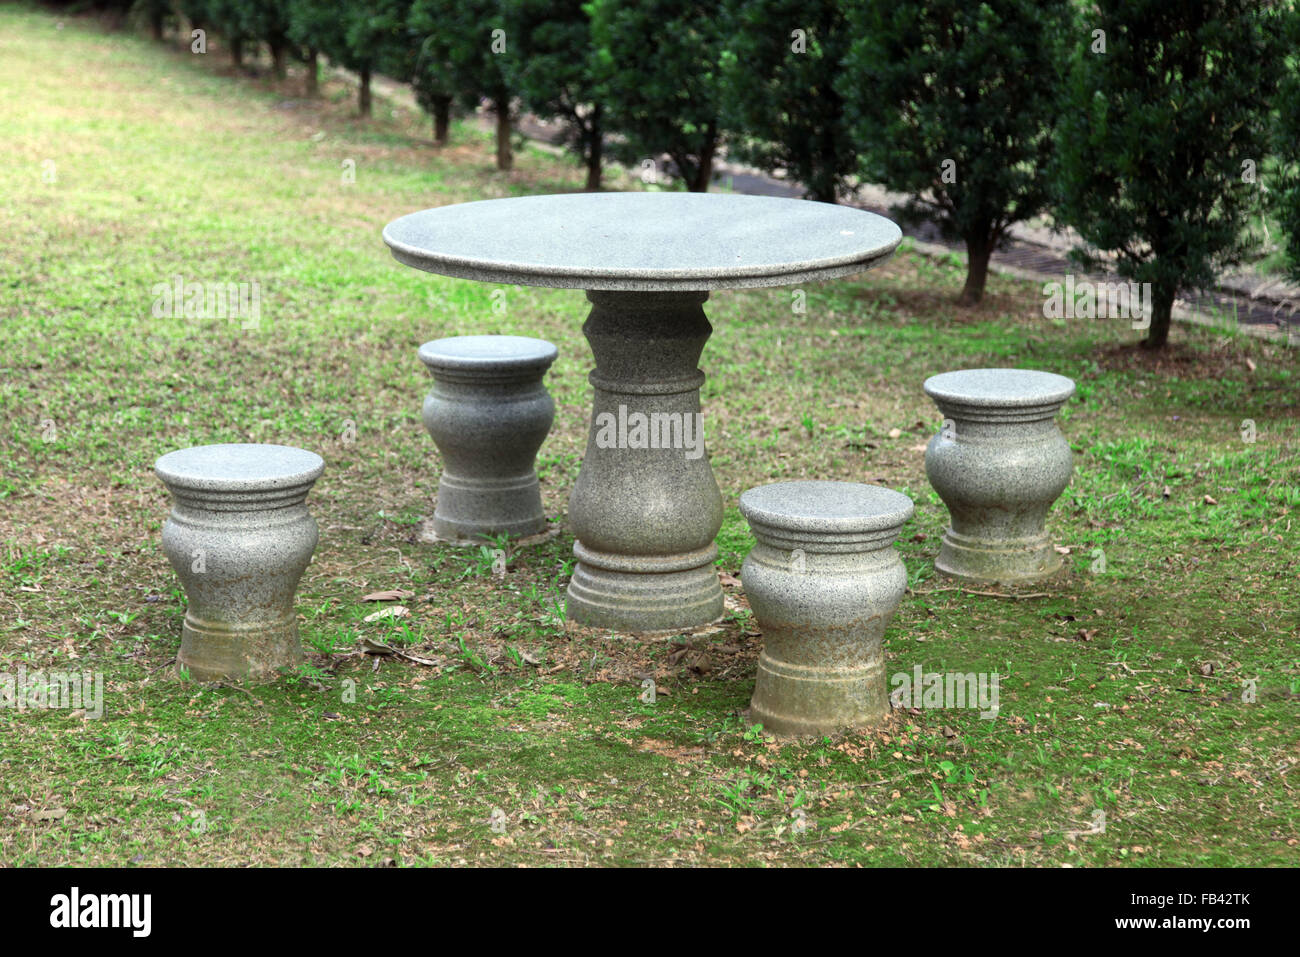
[
  {"xmin": 739, "ymin": 480, "xmax": 914, "ymax": 736},
  {"xmin": 418, "ymin": 335, "xmax": 558, "ymax": 543},
  {"xmin": 923, "ymin": 368, "xmax": 1076, "ymax": 582},
  {"xmin": 155, "ymin": 443, "xmax": 325, "ymax": 681}
]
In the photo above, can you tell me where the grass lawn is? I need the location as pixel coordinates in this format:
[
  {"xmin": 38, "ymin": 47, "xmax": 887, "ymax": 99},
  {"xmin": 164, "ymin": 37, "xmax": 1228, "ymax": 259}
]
[{"xmin": 1, "ymin": 6, "xmax": 1297, "ymax": 867}]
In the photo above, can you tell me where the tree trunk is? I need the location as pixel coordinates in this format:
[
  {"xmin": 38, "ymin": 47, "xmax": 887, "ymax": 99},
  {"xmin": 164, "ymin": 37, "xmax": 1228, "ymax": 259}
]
[
  {"xmin": 231, "ymin": 37, "xmax": 243, "ymax": 68},
  {"xmin": 150, "ymin": 12, "xmax": 164, "ymax": 42},
  {"xmin": 809, "ymin": 164, "xmax": 838, "ymax": 204},
  {"xmin": 358, "ymin": 66, "xmax": 372, "ymax": 117},
  {"xmin": 688, "ymin": 136, "xmax": 716, "ymax": 193},
  {"xmin": 305, "ymin": 50, "xmax": 319, "ymax": 96},
  {"xmin": 271, "ymin": 42, "xmax": 287, "ymax": 81},
  {"xmin": 584, "ymin": 110, "xmax": 603, "ymax": 191},
  {"xmin": 495, "ymin": 99, "xmax": 512, "ymax": 171},
  {"xmin": 1142, "ymin": 282, "xmax": 1176, "ymax": 349},
  {"xmin": 433, "ymin": 95, "xmax": 451, "ymax": 145},
  {"xmin": 810, "ymin": 184, "xmax": 838, "ymax": 204},
  {"xmin": 958, "ymin": 234, "xmax": 993, "ymax": 306}
]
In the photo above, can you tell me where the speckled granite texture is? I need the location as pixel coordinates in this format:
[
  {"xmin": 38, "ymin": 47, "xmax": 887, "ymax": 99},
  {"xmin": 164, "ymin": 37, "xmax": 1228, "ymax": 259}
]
[
  {"xmin": 923, "ymin": 369, "xmax": 1076, "ymax": 583},
  {"xmin": 156, "ymin": 443, "xmax": 324, "ymax": 681},
  {"xmin": 385, "ymin": 193, "xmax": 902, "ymax": 633},
  {"xmin": 418, "ymin": 335, "xmax": 557, "ymax": 542},
  {"xmin": 740, "ymin": 481, "xmax": 914, "ymax": 735}
]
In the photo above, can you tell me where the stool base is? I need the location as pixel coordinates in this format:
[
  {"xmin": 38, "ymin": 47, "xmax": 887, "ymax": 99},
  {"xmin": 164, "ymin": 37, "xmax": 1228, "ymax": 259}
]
[
  {"xmin": 935, "ymin": 526, "xmax": 1063, "ymax": 583},
  {"xmin": 750, "ymin": 645, "xmax": 889, "ymax": 736},
  {"xmin": 177, "ymin": 614, "xmax": 302, "ymax": 682},
  {"xmin": 432, "ymin": 472, "xmax": 547, "ymax": 541},
  {"xmin": 566, "ymin": 543, "xmax": 723, "ymax": 634}
]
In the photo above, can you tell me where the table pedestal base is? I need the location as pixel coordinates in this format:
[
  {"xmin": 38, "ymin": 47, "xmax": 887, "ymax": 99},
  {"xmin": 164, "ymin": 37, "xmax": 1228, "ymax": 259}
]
[{"xmin": 566, "ymin": 290, "xmax": 724, "ymax": 633}]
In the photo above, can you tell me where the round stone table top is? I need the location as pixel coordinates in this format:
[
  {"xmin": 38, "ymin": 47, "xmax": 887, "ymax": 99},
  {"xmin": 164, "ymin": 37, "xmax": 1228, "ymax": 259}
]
[
  {"xmin": 740, "ymin": 480, "xmax": 915, "ymax": 535},
  {"xmin": 383, "ymin": 192, "xmax": 902, "ymax": 291},
  {"xmin": 923, "ymin": 369, "xmax": 1076, "ymax": 409},
  {"xmin": 155, "ymin": 443, "xmax": 325, "ymax": 492}
]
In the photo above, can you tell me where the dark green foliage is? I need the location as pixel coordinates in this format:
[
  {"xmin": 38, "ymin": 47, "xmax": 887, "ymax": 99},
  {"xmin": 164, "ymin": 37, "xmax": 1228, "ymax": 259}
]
[
  {"xmin": 409, "ymin": 45, "xmax": 456, "ymax": 145},
  {"xmin": 1053, "ymin": 0, "xmax": 1283, "ymax": 348},
  {"xmin": 175, "ymin": 0, "xmax": 210, "ymax": 31},
  {"xmin": 840, "ymin": 0, "xmax": 1072, "ymax": 304},
  {"xmin": 1273, "ymin": 5, "xmax": 1300, "ymax": 287},
  {"xmin": 410, "ymin": 0, "xmax": 513, "ymax": 168},
  {"xmin": 289, "ymin": 1, "xmax": 411, "ymax": 115},
  {"xmin": 502, "ymin": 0, "xmax": 604, "ymax": 188},
  {"xmin": 400, "ymin": 1, "xmax": 456, "ymax": 144},
  {"xmin": 131, "ymin": 0, "xmax": 174, "ymax": 40},
  {"xmin": 586, "ymin": 0, "xmax": 726, "ymax": 192},
  {"xmin": 199, "ymin": 0, "xmax": 252, "ymax": 65},
  {"xmin": 719, "ymin": 0, "xmax": 857, "ymax": 204},
  {"xmin": 239, "ymin": 0, "xmax": 293, "ymax": 78}
]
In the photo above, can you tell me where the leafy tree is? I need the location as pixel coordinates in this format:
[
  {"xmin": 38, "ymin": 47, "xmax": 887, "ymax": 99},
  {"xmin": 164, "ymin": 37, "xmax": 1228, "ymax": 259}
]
[
  {"xmin": 240, "ymin": 0, "xmax": 294, "ymax": 78},
  {"xmin": 290, "ymin": 1, "xmax": 409, "ymax": 116},
  {"xmin": 175, "ymin": 0, "xmax": 209, "ymax": 41},
  {"xmin": 1274, "ymin": 5, "xmax": 1300, "ymax": 287},
  {"xmin": 364, "ymin": 0, "xmax": 456, "ymax": 144},
  {"xmin": 840, "ymin": 0, "xmax": 1072, "ymax": 305},
  {"xmin": 1053, "ymin": 0, "xmax": 1284, "ymax": 348},
  {"xmin": 502, "ymin": 0, "xmax": 604, "ymax": 189},
  {"xmin": 67, "ymin": 0, "xmax": 133, "ymax": 29},
  {"xmin": 410, "ymin": 40, "xmax": 457, "ymax": 145},
  {"xmin": 132, "ymin": 0, "xmax": 174, "ymax": 41},
  {"xmin": 202, "ymin": 0, "xmax": 253, "ymax": 66},
  {"xmin": 587, "ymin": 0, "xmax": 726, "ymax": 192},
  {"xmin": 410, "ymin": 0, "xmax": 513, "ymax": 169},
  {"xmin": 719, "ymin": 0, "xmax": 857, "ymax": 204}
]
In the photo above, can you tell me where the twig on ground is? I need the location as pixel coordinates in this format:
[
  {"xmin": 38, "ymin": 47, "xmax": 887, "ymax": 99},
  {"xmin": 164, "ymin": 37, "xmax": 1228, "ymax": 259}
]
[{"xmin": 913, "ymin": 587, "xmax": 1052, "ymax": 599}]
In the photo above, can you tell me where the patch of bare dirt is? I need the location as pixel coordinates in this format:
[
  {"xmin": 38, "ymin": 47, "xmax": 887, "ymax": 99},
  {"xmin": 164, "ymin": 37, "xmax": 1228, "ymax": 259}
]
[{"xmin": 1090, "ymin": 339, "xmax": 1262, "ymax": 379}]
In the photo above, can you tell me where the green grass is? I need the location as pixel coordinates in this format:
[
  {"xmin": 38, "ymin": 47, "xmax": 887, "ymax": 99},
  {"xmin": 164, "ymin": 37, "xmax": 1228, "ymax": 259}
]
[{"xmin": 1, "ymin": 6, "xmax": 1298, "ymax": 866}]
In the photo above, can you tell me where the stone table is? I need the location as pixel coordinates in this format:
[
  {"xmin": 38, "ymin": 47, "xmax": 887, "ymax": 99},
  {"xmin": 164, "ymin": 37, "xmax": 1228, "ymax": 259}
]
[{"xmin": 384, "ymin": 192, "xmax": 901, "ymax": 633}]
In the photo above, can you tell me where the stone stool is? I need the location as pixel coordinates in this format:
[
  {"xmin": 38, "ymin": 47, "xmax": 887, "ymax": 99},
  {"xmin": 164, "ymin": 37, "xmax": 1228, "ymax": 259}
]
[
  {"xmin": 155, "ymin": 443, "xmax": 324, "ymax": 681},
  {"xmin": 418, "ymin": 335, "xmax": 557, "ymax": 542},
  {"xmin": 923, "ymin": 368, "xmax": 1075, "ymax": 583},
  {"xmin": 739, "ymin": 480, "xmax": 914, "ymax": 736}
]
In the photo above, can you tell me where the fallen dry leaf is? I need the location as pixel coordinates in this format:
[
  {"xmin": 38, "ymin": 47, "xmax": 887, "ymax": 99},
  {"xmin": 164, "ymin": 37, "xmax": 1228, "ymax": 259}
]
[
  {"xmin": 364, "ymin": 605, "xmax": 410, "ymax": 622},
  {"xmin": 1203, "ymin": 495, "xmax": 1218, "ymax": 506},
  {"xmin": 361, "ymin": 589, "xmax": 414, "ymax": 602}
]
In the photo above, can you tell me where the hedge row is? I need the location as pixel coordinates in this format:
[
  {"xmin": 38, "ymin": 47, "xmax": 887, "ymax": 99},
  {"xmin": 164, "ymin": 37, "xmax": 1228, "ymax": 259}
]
[{"xmin": 55, "ymin": 0, "xmax": 1300, "ymax": 348}]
